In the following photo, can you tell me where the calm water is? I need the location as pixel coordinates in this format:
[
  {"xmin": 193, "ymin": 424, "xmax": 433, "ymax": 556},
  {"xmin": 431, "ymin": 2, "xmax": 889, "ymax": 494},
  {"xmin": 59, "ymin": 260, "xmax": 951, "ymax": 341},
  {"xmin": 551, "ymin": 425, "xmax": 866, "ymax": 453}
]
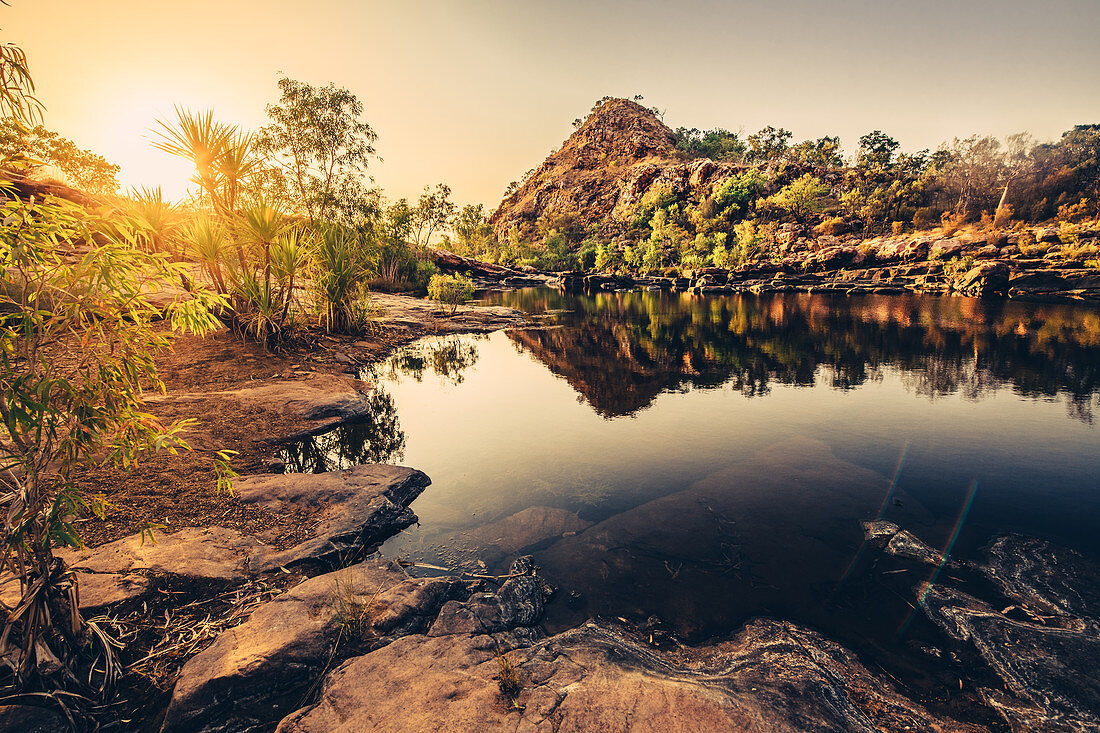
[{"xmin": 284, "ymin": 289, "xmax": 1100, "ymax": 685}]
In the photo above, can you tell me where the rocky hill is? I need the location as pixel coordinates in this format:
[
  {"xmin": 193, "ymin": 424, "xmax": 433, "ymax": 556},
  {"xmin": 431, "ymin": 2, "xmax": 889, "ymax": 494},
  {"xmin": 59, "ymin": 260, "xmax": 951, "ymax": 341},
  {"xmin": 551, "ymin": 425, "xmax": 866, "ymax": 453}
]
[{"xmin": 489, "ymin": 99, "xmax": 778, "ymax": 241}]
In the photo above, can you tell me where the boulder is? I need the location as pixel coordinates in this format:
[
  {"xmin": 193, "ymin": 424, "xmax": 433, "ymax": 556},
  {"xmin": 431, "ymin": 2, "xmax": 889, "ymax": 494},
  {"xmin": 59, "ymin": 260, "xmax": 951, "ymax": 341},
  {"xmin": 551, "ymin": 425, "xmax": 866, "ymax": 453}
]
[
  {"xmin": 1, "ymin": 569, "xmax": 151, "ymax": 611},
  {"xmin": 954, "ymin": 261, "xmax": 1011, "ymax": 296},
  {"xmin": 930, "ymin": 238, "xmax": 965, "ymax": 260},
  {"xmin": 239, "ymin": 464, "xmax": 431, "ymax": 571},
  {"xmin": 428, "ymin": 557, "xmax": 550, "ymax": 636},
  {"xmin": 278, "ymin": 619, "xmax": 980, "ymax": 732}
]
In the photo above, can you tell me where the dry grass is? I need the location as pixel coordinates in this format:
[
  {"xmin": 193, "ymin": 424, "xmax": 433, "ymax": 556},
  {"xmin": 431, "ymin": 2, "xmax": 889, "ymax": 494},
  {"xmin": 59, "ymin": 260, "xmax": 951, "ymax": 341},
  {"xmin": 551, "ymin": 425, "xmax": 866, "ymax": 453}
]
[{"xmin": 494, "ymin": 651, "xmax": 525, "ymax": 711}]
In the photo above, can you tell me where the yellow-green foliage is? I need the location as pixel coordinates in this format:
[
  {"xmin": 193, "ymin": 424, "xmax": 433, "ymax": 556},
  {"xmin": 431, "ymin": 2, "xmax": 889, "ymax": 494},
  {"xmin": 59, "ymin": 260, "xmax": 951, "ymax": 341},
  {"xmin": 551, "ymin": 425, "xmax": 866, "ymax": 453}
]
[{"xmin": 428, "ymin": 273, "xmax": 475, "ymax": 315}]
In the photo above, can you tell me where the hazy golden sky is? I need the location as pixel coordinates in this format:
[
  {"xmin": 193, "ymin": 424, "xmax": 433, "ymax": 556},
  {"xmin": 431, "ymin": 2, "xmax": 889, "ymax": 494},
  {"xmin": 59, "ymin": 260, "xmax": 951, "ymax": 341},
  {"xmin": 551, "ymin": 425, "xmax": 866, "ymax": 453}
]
[{"xmin": 7, "ymin": 0, "xmax": 1100, "ymax": 207}]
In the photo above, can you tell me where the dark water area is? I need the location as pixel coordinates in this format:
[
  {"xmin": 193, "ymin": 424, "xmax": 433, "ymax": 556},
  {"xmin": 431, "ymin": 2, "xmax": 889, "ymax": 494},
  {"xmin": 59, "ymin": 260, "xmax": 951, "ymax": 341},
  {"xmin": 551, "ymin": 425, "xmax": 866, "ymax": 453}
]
[{"xmin": 284, "ymin": 288, "xmax": 1100, "ymax": 695}]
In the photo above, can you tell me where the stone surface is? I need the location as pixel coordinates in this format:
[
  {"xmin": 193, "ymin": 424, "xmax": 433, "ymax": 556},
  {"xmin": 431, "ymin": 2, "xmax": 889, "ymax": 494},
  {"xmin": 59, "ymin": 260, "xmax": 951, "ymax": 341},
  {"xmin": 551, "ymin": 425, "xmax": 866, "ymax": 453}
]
[
  {"xmin": 954, "ymin": 261, "xmax": 1011, "ymax": 296},
  {"xmin": 1, "ymin": 569, "xmax": 151, "ymax": 611},
  {"xmin": 862, "ymin": 520, "xmax": 950, "ymax": 566},
  {"xmin": 428, "ymin": 557, "xmax": 550, "ymax": 637},
  {"xmin": 239, "ymin": 464, "xmax": 431, "ymax": 571},
  {"xmin": 278, "ymin": 619, "xmax": 979, "ymax": 732},
  {"xmin": 979, "ymin": 534, "xmax": 1100, "ymax": 633},
  {"xmin": 58, "ymin": 526, "xmax": 264, "ymax": 581},
  {"xmin": 154, "ymin": 372, "xmax": 380, "ymax": 443},
  {"xmin": 0, "ymin": 705, "xmax": 67, "ymax": 733},
  {"xmin": 370, "ymin": 291, "xmax": 527, "ymax": 334},
  {"xmin": 461, "ymin": 505, "xmax": 591, "ymax": 562},
  {"xmin": 161, "ymin": 559, "xmax": 465, "ymax": 733},
  {"xmin": 919, "ymin": 584, "xmax": 1100, "ymax": 731}
]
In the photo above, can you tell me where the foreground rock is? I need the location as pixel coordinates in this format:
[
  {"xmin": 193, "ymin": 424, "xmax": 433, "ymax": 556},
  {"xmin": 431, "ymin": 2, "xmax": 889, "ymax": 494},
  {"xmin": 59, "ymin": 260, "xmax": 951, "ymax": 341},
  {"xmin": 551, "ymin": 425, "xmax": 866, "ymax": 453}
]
[
  {"xmin": 59, "ymin": 526, "xmax": 264, "ymax": 581},
  {"xmin": 161, "ymin": 555, "xmax": 553, "ymax": 733},
  {"xmin": 240, "ymin": 464, "xmax": 432, "ymax": 571},
  {"xmin": 161, "ymin": 559, "xmax": 466, "ymax": 733},
  {"xmin": 920, "ymin": 584, "xmax": 1100, "ymax": 732},
  {"xmin": 151, "ymin": 372, "xmax": 381, "ymax": 443},
  {"xmin": 1, "ymin": 569, "xmax": 151, "ymax": 611},
  {"xmin": 279, "ymin": 619, "xmax": 979, "ymax": 732}
]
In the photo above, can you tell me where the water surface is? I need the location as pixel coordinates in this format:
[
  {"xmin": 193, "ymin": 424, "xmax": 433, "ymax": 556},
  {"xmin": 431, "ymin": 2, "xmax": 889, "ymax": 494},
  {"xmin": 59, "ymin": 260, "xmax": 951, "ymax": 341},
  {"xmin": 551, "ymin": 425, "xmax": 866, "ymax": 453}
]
[{"xmin": 285, "ymin": 289, "xmax": 1100, "ymax": 686}]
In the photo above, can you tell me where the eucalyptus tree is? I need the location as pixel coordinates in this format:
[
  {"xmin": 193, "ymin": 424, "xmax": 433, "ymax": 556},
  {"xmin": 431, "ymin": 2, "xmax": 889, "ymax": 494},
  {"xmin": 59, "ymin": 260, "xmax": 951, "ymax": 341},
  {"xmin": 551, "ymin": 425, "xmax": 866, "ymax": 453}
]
[{"xmin": 256, "ymin": 76, "xmax": 380, "ymax": 228}]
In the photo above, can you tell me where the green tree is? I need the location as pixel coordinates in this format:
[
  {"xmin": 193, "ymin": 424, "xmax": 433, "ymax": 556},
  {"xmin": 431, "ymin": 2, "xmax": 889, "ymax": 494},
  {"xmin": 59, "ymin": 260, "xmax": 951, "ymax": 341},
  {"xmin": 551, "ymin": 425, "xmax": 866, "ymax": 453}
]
[
  {"xmin": 770, "ymin": 174, "xmax": 830, "ymax": 224},
  {"xmin": 790, "ymin": 136, "xmax": 843, "ymax": 168},
  {"xmin": 0, "ymin": 183, "xmax": 229, "ymax": 706},
  {"xmin": 746, "ymin": 126, "xmax": 792, "ymax": 163},
  {"xmin": 256, "ymin": 76, "xmax": 379, "ymax": 227},
  {"xmin": 856, "ymin": 130, "xmax": 900, "ymax": 171},
  {"xmin": 411, "ymin": 183, "xmax": 455, "ymax": 248},
  {"xmin": 428, "ymin": 273, "xmax": 474, "ymax": 315},
  {"xmin": 0, "ymin": 120, "xmax": 120, "ymax": 193}
]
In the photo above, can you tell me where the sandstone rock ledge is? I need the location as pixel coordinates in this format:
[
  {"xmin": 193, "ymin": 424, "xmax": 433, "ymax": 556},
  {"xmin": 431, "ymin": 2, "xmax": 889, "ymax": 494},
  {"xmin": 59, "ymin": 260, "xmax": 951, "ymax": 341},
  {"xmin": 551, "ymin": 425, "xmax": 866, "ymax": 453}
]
[{"xmin": 278, "ymin": 619, "xmax": 977, "ymax": 733}]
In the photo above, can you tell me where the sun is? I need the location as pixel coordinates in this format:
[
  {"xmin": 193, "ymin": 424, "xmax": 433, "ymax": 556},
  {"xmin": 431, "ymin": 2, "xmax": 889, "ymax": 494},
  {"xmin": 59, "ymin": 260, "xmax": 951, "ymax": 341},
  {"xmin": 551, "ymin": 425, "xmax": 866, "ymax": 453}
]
[{"xmin": 93, "ymin": 87, "xmax": 200, "ymax": 202}]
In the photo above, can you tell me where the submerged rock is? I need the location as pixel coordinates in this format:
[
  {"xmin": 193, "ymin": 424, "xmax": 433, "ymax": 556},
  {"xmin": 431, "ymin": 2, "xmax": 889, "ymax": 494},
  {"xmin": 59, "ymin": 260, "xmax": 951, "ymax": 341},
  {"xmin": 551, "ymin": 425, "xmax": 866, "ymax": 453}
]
[
  {"xmin": 919, "ymin": 584, "xmax": 1100, "ymax": 731},
  {"xmin": 979, "ymin": 534, "xmax": 1100, "ymax": 633},
  {"xmin": 862, "ymin": 520, "xmax": 951, "ymax": 566},
  {"xmin": 277, "ymin": 619, "xmax": 980, "ymax": 732}
]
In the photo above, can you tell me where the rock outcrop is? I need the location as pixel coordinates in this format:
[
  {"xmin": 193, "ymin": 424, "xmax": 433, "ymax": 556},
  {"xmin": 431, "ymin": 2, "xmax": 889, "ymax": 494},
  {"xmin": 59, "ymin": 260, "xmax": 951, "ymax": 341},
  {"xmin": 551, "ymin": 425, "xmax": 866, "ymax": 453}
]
[
  {"xmin": 489, "ymin": 99, "xmax": 795, "ymax": 243},
  {"xmin": 160, "ymin": 559, "xmax": 467, "ymax": 733}
]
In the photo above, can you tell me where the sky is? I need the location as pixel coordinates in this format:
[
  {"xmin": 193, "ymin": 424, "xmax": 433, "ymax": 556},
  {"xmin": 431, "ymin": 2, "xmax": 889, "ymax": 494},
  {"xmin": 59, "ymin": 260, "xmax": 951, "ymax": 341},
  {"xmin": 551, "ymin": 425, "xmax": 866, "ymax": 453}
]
[{"xmin": 6, "ymin": 0, "xmax": 1100, "ymax": 207}]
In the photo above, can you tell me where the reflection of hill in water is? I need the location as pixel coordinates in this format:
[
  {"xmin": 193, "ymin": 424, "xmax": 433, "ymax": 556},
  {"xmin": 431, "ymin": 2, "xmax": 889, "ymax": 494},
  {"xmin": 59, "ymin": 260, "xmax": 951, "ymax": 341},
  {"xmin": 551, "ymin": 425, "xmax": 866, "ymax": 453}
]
[{"xmin": 491, "ymin": 290, "xmax": 1100, "ymax": 421}]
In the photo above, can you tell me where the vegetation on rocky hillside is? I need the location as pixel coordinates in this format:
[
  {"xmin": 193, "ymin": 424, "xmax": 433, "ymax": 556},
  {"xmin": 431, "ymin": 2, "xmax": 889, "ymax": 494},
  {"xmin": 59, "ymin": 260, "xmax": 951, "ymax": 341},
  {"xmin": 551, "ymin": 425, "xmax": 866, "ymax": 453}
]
[{"xmin": 448, "ymin": 98, "xmax": 1099, "ymax": 275}]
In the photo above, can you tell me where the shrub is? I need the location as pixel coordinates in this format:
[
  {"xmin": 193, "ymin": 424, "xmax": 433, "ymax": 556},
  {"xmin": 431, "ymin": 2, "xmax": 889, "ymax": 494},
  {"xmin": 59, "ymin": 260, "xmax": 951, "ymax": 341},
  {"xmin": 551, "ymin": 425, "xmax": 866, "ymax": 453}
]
[
  {"xmin": 814, "ymin": 216, "xmax": 849, "ymax": 236},
  {"xmin": 912, "ymin": 207, "xmax": 938, "ymax": 230},
  {"xmin": 428, "ymin": 273, "xmax": 475, "ymax": 315},
  {"xmin": 0, "ymin": 185, "xmax": 230, "ymax": 702},
  {"xmin": 891, "ymin": 221, "xmax": 906, "ymax": 236},
  {"xmin": 940, "ymin": 211, "xmax": 967, "ymax": 236}
]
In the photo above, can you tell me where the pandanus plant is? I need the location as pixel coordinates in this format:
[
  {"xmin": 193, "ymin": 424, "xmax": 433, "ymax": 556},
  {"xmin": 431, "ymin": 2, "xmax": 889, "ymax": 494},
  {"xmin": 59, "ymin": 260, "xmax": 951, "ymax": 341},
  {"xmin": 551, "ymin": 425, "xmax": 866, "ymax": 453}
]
[
  {"xmin": 155, "ymin": 109, "xmax": 305, "ymax": 347},
  {"xmin": 313, "ymin": 225, "xmax": 375, "ymax": 332}
]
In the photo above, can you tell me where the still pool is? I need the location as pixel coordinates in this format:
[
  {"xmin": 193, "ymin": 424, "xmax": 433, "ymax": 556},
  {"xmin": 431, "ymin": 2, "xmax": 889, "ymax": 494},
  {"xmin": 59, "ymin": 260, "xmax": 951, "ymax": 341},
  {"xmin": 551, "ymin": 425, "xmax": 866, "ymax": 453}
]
[{"xmin": 283, "ymin": 289, "xmax": 1100, "ymax": 686}]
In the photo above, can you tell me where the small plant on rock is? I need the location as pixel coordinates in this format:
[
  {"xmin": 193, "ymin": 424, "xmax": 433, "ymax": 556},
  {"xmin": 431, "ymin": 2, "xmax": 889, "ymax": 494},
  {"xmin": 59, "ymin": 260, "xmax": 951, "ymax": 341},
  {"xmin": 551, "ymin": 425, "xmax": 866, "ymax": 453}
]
[{"xmin": 494, "ymin": 651, "xmax": 525, "ymax": 711}]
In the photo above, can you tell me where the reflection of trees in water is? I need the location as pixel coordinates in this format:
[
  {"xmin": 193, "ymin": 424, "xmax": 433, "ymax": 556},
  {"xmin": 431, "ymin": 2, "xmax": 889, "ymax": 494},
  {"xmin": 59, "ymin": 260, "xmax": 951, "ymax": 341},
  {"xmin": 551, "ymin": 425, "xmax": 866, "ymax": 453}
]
[
  {"xmin": 281, "ymin": 389, "xmax": 406, "ymax": 473},
  {"xmin": 364, "ymin": 335, "xmax": 482, "ymax": 385},
  {"xmin": 490, "ymin": 289, "xmax": 1100, "ymax": 422}
]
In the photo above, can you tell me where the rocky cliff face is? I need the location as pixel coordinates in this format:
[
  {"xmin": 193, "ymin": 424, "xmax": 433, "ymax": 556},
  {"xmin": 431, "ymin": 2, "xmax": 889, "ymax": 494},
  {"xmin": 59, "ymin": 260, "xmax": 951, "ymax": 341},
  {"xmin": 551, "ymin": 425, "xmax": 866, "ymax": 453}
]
[{"xmin": 489, "ymin": 99, "xmax": 753, "ymax": 240}]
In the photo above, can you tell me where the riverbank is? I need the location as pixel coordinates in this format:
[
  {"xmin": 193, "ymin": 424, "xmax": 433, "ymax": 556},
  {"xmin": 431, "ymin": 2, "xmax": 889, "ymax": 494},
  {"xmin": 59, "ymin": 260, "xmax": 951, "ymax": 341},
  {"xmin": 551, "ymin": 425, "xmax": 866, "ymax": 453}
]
[{"xmin": 433, "ymin": 224, "xmax": 1100, "ymax": 302}]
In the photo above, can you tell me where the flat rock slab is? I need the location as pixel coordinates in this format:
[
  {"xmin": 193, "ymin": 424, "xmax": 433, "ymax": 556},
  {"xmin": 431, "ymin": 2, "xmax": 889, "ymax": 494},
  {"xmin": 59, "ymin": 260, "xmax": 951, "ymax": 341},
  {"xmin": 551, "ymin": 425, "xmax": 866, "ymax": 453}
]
[
  {"xmin": 0, "ymin": 570, "xmax": 150, "ymax": 611},
  {"xmin": 152, "ymin": 372, "xmax": 378, "ymax": 442},
  {"xmin": 239, "ymin": 464, "xmax": 431, "ymax": 571},
  {"xmin": 278, "ymin": 619, "xmax": 979, "ymax": 732},
  {"xmin": 58, "ymin": 527, "xmax": 264, "ymax": 581},
  {"xmin": 161, "ymin": 559, "xmax": 465, "ymax": 733}
]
